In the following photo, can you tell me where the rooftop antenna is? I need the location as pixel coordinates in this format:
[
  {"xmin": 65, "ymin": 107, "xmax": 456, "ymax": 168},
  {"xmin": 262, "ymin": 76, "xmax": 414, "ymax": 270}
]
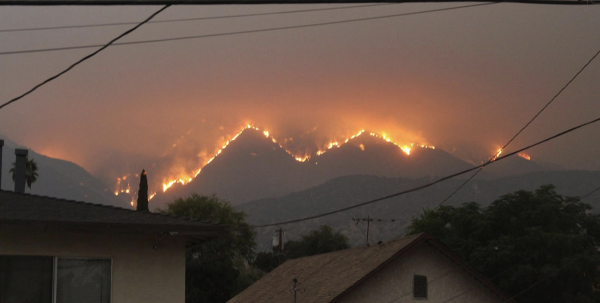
[{"xmin": 352, "ymin": 215, "xmax": 398, "ymax": 247}]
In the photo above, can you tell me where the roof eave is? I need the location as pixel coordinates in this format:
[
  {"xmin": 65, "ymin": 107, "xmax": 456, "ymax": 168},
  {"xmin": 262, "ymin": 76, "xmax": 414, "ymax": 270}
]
[
  {"xmin": 330, "ymin": 233, "xmax": 430, "ymax": 303},
  {"xmin": 0, "ymin": 219, "xmax": 228, "ymax": 238}
]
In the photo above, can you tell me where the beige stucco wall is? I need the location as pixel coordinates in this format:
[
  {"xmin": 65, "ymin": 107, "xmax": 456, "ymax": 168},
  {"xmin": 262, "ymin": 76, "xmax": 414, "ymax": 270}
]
[
  {"xmin": 338, "ymin": 243, "xmax": 505, "ymax": 303},
  {"xmin": 0, "ymin": 229, "xmax": 186, "ymax": 303}
]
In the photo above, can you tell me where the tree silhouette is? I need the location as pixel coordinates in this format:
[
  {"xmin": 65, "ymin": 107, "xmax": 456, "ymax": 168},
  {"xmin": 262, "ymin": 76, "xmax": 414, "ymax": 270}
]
[
  {"xmin": 136, "ymin": 169, "xmax": 149, "ymax": 211},
  {"xmin": 254, "ymin": 225, "xmax": 350, "ymax": 274},
  {"xmin": 9, "ymin": 156, "xmax": 39, "ymax": 189},
  {"xmin": 406, "ymin": 185, "xmax": 600, "ymax": 303},
  {"xmin": 160, "ymin": 194, "xmax": 260, "ymax": 303}
]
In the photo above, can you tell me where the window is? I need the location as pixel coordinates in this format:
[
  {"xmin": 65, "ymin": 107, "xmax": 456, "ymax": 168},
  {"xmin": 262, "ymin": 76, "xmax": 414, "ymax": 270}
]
[
  {"xmin": 413, "ymin": 274, "xmax": 428, "ymax": 299},
  {"xmin": 0, "ymin": 256, "xmax": 53, "ymax": 303},
  {"xmin": 0, "ymin": 256, "xmax": 111, "ymax": 303}
]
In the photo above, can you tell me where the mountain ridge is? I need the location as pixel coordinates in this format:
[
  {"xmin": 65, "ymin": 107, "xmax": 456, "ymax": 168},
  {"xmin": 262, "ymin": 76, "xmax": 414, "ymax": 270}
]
[
  {"xmin": 1, "ymin": 135, "xmax": 128, "ymax": 207},
  {"xmin": 238, "ymin": 170, "xmax": 600, "ymax": 251},
  {"xmin": 151, "ymin": 128, "xmax": 549, "ymax": 207}
]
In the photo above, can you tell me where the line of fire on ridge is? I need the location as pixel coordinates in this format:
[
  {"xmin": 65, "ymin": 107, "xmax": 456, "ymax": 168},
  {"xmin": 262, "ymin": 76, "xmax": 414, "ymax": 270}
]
[
  {"xmin": 153, "ymin": 125, "xmax": 436, "ymax": 199},
  {"xmin": 118, "ymin": 125, "xmax": 532, "ymax": 208}
]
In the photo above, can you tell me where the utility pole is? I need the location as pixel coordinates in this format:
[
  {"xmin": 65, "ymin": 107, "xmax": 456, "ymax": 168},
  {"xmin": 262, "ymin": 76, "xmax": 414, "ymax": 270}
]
[{"xmin": 276, "ymin": 228, "xmax": 284, "ymax": 265}]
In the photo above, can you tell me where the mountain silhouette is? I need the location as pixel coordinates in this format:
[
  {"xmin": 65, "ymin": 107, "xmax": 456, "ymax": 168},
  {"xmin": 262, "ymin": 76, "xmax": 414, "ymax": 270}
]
[
  {"xmin": 154, "ymin": 128, "xmax": 311, "ymax": 206},
  {"xmin": 0, "ymin": 135, "xmax": 127, "ymax": 207},
  {"xmin": 238, "ymin": 170, "xmax": 600, "ymax": 251},
  {"xmin": 152, "ymin": 128, "xmax": 551, "ymax": 207}
]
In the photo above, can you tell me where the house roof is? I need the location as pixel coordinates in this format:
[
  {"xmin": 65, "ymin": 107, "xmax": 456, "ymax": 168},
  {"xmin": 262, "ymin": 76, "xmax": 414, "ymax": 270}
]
[
  {"xmin": 0, "ymin": 190, "xmax": 227, "ymax": 242},
  {"xmin": 228, "ymin": 233, "xmax": 513, "ymax": 303}
]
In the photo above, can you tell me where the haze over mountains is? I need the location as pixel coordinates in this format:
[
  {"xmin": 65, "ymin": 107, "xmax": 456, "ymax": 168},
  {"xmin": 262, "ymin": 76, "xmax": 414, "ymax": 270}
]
[
  {"xmin": 240, "ymin": 171, "xmax": 600, "ymax": 250},
  {"xmin": 0, "ymin": 135, "xmax": 127, "ymax": 207},
  {"xmin": 152, "ymin": 128, "xmax": 548, "ymax": 206},
  {"xmin": 2, "ymin": 128, "xmax": 554, "ymax": 210},
  {"xmin": 3, "ymin": 129, "xmax": 600, "ymax": 250}
]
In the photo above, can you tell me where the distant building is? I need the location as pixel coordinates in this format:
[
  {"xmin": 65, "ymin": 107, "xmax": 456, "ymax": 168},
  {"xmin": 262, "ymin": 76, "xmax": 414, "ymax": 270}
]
[
  {"xmin": 229, "ymin": 233, "xmax": 512, "ymax": 303},
  {"xmin": 0, "ymin": 190, "xmax": 227, "ymax": 303}
]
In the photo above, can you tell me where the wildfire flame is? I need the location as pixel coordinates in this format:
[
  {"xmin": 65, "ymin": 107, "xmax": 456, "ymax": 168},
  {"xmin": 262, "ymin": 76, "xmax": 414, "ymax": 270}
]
[
  {"xmin": 518, "ymin": 153, "xmax": 531, "ymax": 160},
  {"xmin": 491, "ymin": 149, "xmax": 502, "ymax": 161},
  {"xmin": 115, "ymin": 124, "xmax": 437, "ymax": 201},
  {"xmin": 367, "ymin": 132, "xmax": 433, "ymax": 156}
]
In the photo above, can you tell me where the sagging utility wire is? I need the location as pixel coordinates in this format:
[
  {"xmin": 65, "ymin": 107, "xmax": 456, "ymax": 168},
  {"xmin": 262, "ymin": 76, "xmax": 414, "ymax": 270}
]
[
  {"xmin": 250, "ymin": 113, "xmax": 600, "ymax": 229},
  {"xmin": 0, "ymin": 3, "xmax": 496, "ymax": 56},
  {"xmin": 438, "ymin": 42, "xmax": 600, "ymax": 206},
  {"xmin": 0, "ymin": 4, "xmax": 388, "ymax": 33},
  {"xmin": 0, "ymin": 5, "xmax": 171, "ymax": 111}
]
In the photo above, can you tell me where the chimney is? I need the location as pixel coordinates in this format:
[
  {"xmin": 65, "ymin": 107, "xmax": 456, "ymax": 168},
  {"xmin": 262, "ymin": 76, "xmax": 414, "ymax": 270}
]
[
  {"xmin": 14, "ymin": 149, "xmax": 28, "ymax": 194},
  {"xmin": 0, "ymin": 139, "xmax": 4, "ymax": 189},
  {"xmin": 136, "ymin": 169, "xmax": 149, "ymax": 212}
]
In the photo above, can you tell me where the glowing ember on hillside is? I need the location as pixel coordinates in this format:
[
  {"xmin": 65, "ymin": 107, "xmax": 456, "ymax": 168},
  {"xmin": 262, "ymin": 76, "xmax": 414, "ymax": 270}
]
[
  {"xmin": 114, "ymin": 124, "xmax": 437, "ymax": 205},
  {"xmin": 491, "ymin": 149, "xmax": 503, "ymax": 161},
  {"xmin": 518, "ymin": 153, "xmax": 531, "ymax": 160},
  {"xmin": 367, "ymin": 132, "xmax": 434, "ymax": 156}
]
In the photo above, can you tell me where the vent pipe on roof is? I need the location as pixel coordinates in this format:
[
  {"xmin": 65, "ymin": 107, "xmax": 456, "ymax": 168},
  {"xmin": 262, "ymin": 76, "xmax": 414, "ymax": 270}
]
[
  {"xmin": 14, "ymin": 149, "xmax": 28, "ymax": 194},
  {"xmin": 0, "ymin": 140, "xmax": 3, "ymax": 189}
]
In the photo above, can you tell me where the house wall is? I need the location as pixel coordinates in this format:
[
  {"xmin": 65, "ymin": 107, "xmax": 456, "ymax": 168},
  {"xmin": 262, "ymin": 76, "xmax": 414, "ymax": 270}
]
[
  {"xmin": 337, "ymin": 243, "xmax": 505, "ymax": 303},
  {"xmin": 0, "ymin": 229, "xmax": 186, "ymax": 303}
]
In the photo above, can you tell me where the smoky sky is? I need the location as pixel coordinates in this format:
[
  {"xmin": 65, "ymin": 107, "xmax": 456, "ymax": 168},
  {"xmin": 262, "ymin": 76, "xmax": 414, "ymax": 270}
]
[{"xmin": 1, "ymin": 3, "xmax": 599, "ymax": 185}]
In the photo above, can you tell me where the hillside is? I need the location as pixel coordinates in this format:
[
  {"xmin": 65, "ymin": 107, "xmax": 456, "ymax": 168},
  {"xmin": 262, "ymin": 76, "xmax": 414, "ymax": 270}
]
[
  {"xmin": 1, "ymin": 136, "xmax": 128, "ymax": 207},
  {"xmin": 238, "ymin": 170, "xmax": 600, "ymax": 251},
  {"xmin": 153, "ymin": 128, "xmax": 548, "ymax": 207}
]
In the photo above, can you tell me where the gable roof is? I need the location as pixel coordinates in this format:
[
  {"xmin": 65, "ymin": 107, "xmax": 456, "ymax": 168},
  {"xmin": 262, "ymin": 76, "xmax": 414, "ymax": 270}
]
[
  {"xmin": 0, "ymin": 190, "xmax": 227, "ymax": 242},
  {"xmin": 228, "ymin": 233, "xmax": 513, "ymax": 303}
]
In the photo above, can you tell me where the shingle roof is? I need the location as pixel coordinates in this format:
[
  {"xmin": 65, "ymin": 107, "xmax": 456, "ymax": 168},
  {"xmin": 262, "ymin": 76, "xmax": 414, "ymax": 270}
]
[
  {"xmin": 0, "ymin": 190, "xmax": 227, "ymax": 240},
  {"xmin": 228, "ymin": 233, "xmax": 512, "ymax": 303},
  {"xmin": 228, "ymin": 234, "xmax": 422, "ymax": 303}
]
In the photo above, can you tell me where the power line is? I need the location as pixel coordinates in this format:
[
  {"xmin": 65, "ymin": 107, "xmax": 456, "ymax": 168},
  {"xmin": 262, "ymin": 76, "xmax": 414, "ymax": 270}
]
[
  {"xmin": 437, "ymin": 169, "xmax": 481, "ymax": 207},
  {"xmin": 0, "ymin": 4, "xmax": 388, "ymax": 33},
  {"xmin": 581, "ymin": 186, "xmax": 600, "ymax": 200},
  {"xmin": 499, "ymin": 249, "xmax": 591, "ymax": 303},
  {"xmin": 438, "ymin": 42, "xmax": 600, "ymax": 206},
  {"xmin": 439, "ymin": 245, "xmax": 551, "ymax": 302},
  {"xmin": 250, "ymin": 114, "xmax": 600, "ymax": 229},
  {"xmin": 384, "ymin": 245, "xmax": 551, "ymax": 303},
  {"xmin": 1, "ymin": 0, "xmax": 598, "ymax": 6},
  {"xmin": 0, "ymin": 3, "xmax": 497, "ymax": 56},
  {"xmin": 0, "ymin": 5, "xmax": 171, "ymax": 111}
]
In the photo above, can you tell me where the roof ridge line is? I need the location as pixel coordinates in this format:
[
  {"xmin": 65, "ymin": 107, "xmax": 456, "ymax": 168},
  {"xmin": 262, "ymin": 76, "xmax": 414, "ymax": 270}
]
[{"xmin": 0, "ymin": 189, "xmax": 218, "ymax": 225}]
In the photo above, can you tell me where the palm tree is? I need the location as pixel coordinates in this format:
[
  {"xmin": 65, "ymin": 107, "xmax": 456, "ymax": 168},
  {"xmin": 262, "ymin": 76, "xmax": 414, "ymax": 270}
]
[{"xmin": 9, "ymin": 156, "xmax": 39, "ymax": 189}]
